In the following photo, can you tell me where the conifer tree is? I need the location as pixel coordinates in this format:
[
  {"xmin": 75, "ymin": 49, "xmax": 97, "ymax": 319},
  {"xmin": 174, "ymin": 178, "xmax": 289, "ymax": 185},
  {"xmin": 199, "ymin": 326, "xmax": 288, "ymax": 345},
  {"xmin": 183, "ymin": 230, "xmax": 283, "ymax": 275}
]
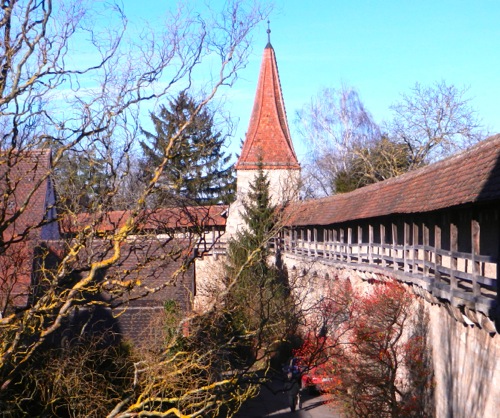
[
  {"xmin": 239, "ymin": 160, "xmax": 277, "ymax": 259},
  {"xmin": 220, "ymin": 162, "xmax": 295, "ymax": 365},
  {"xmin": 54, "ymin": 148, "xmax": 110, "ymax": 213},
  {"xmin": 140, "ymin": 91, "xmax": 235, "ymax": 206}
]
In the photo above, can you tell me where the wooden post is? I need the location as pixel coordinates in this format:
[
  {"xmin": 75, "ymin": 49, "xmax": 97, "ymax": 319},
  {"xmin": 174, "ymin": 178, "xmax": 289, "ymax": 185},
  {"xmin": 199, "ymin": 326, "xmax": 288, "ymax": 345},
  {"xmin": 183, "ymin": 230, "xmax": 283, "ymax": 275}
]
[
  {"xmin": 368, "ymin": 224, "xmax": 374, "ymax": 265},
  {"xmin": 333, "ymin": 228, "xmax": 338, "ymax": 261},
  {"xmin": 434, "ymin": 223, "xmax": 442, "ymax": 283},
  {"xmin": 307, "ymin": 229, "xmax": 311, "ymax": 257},
  {"xmin": 347, "ymin": 227, "xmax": 352, "ymax": 263},
  {"xmin": 450, "ymin": 221, "xmax": 458, "ymax": 291},
  {"xmin": 210, "ymin": 227, "xmax": 217, "ymax": 258},
  {"xmin": 314, "ymin": 228, "xmax": 318, "ymax": 257},
  {"xmin": 328, "ymin": 229, "xmax": 333, "ymax": 259},
  {"xmin": 392, "ymin": 222, "xmax": 398, "ymax": 270},
  {"xmin": 210, "ymin": 226, "xmax": 217, "ymax": 255},
  {"xmin": 423, "ymin": 222, "xmax": 430, "ymax": 277},
  {"xmin": 340, "ymin": 228, "xmax": 345, "ymax": 262},
  {"xmin": 471, "ymin": 218, "xmax": 481, "ymax": 297},
  {"xmin": 358, "ymin": 225, "xmax": 363, "ymax": 264},
  {"xmin": 403, "ymin": 222, "xmax": 410, "ymax": 273},
  {"xmin": 380, "ymin": 224, "xmax": 386, "ymax": 268},
  {"xmin": 324, "ymin": 229, "xmax": 329, "ymax": 259},
  {"xmin": 412, "ymin": 222, "xmax": 418, "ymax": 274}
]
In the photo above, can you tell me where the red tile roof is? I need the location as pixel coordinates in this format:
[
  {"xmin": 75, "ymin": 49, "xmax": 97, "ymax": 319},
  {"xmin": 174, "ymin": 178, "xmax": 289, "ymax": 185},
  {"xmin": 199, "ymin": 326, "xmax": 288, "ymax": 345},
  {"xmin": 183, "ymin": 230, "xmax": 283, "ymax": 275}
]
[
  {"xmin": 61, "ymin": 205, "xmax": 228, "ymax": 235},
  {"xmin": 43, "ymin": 237, "xmax": 195, "ymax": 346},
  {"xmin": 0, "ymin": 150, "xmax": 54, "ymax": 309},
  {"xmin": 235, "ymin": 43, "xmax": 300, "ymax": 170},
  {"xmin": 0, "ymin": 241, "xmax": 35, "ymax": 312},
  {"xmin": 0, "ymin": 149, "xmax": 53, "ymax": 241},
  {"xmin": 287, "ymin": 134, "xmax": 500, "ymax": 226}
]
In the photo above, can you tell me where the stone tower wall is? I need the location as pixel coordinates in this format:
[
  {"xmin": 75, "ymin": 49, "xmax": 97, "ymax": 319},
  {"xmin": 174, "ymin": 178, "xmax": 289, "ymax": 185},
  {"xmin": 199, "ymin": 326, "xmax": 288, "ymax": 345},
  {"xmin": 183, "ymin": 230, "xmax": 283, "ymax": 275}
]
[{"xmin": 225, "ymin": 167, "xmax": 300, "ymax": 236}]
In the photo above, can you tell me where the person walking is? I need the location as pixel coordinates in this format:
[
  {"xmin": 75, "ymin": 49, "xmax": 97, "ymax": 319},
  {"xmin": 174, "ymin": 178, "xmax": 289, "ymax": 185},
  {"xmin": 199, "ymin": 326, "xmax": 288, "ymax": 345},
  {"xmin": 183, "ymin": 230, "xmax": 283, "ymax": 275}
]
[{"xmin": 284, "ymin": 371, "xmax": 302, "ymax": 412}]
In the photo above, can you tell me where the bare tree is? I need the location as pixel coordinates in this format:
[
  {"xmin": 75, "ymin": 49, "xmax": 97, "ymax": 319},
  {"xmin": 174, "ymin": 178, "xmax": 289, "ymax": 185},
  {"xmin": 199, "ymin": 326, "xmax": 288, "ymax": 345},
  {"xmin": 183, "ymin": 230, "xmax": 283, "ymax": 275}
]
[
  {"xmin": 104, "ymin": 203, "xmax": 298, "ymax": 418},
  {"xmin": 335, "ymin": 136, "xmax": 412, "ymax": 193},
  {"xmin": 0, "ymin": 0, "xmax": 273, "ymax": 415},
  {"xmin": 388, "ymin": 80, "xmax": 485, "ymax": 168},
  {"xmin": 297, "ymin": 81, "xmax": 486, "ymax": 197},
  {"xmin": 296, "ymin": 85, "xmax": 380, "ymax": 197}
]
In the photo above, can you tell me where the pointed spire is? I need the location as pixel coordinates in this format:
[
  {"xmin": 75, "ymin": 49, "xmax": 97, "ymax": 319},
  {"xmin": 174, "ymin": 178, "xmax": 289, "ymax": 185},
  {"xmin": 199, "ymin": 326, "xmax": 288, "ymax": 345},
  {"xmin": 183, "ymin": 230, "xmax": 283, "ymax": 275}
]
[{"xmin": 236, "ymin": 35, "xmax": 300, "ymax": 171}]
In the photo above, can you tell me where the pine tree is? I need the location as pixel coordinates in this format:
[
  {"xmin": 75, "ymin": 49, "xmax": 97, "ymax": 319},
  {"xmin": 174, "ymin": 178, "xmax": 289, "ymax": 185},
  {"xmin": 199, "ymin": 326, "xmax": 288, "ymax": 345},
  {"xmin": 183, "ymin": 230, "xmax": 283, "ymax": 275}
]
[
  {"xmin": 54, "ymin": 148, "xmax": 110, "ymax": 213},
  {"xmin": 220, "ymin": 162, "xmax": 295, "ymax": 365},
  {"xmin": 239, "ymin": 160, "xmax": 277, "ymax": 258},
  {"xmin": 140, "ymin": 91, "xmax": 235, "ymax": 206}
]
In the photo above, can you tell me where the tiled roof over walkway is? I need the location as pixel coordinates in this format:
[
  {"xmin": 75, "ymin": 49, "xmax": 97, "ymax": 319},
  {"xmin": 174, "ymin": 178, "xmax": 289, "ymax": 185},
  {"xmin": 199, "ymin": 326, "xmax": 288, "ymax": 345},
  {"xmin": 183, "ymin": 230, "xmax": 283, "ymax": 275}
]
[{"xmin": 287, "ymin": 134, "xmax": 500, "ymax": 226}]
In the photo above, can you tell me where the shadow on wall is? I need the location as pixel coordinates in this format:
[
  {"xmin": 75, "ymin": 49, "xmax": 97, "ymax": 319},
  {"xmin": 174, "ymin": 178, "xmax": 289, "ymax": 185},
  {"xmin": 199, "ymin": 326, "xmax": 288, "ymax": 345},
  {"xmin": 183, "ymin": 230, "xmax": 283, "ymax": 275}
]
[
  {"xmin": 407, "ymin": 301, "xmax": 435, "ymax": 417},
  {"xmin": 477, "ymin": 136, "xmax": 500, "ymax": 204},
  {"xmin": 439, "ymin": 308, "xmax": 497, "ymax": 418},
  {"xmin": 476, "ymin": 137, "xmax": 500, "ymax": 329}
]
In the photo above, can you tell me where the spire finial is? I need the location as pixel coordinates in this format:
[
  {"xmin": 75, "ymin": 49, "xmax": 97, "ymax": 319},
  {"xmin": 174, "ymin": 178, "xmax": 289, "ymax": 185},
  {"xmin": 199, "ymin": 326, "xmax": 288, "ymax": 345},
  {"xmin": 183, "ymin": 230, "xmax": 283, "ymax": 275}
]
[{"xmin": 266, "ymin": 20, "xmax": 271, "ymax": 45}]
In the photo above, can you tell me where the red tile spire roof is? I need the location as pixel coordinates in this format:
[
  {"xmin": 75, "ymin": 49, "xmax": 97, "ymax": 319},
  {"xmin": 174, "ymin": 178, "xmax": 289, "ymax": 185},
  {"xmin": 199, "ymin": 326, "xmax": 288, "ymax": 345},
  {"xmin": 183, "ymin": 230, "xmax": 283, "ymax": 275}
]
[{"xmin": 235, "ymin": 40, "xmax": 300, "ymax": 170}]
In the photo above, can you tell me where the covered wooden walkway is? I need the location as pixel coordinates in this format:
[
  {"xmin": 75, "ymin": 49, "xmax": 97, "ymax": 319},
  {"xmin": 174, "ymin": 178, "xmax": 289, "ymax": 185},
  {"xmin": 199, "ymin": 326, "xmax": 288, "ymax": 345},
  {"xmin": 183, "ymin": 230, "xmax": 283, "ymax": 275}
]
[{"xmin": 282, "ymin": 135, "xmax": 500, "ymax": 323}]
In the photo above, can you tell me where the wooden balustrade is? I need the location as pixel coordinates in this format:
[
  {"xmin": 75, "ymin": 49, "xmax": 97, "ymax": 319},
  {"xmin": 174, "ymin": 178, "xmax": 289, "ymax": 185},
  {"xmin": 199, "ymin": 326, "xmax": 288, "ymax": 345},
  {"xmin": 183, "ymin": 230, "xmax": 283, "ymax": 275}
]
[{"xmin": 279, "ymin": 211, "xmax": 498, "ymax": 316}]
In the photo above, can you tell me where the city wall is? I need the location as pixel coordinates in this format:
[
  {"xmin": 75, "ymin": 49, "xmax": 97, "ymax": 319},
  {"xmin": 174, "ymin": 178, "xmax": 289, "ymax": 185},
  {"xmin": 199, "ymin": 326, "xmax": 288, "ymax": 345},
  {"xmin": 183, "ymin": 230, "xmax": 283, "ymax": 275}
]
[{"xmin": 282, "ymin": 252, "xmax": 500, "ymax": 418}]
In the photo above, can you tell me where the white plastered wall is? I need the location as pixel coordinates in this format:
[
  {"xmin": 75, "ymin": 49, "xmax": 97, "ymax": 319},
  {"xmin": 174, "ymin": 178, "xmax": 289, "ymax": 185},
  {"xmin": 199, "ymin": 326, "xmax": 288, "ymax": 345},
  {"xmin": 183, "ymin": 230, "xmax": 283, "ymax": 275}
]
[{"xmin": 225, "ymin": 168, "xmax": 300, "ymax": 237}]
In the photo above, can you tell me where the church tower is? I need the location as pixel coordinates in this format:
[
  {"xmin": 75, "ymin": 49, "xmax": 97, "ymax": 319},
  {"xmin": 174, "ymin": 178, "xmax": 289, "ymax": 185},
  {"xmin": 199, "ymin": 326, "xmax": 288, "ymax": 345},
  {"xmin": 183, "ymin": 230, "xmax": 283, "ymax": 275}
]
[{"xmin": 226, "ymin": 27, "xmax": 301, "ymax": 235}]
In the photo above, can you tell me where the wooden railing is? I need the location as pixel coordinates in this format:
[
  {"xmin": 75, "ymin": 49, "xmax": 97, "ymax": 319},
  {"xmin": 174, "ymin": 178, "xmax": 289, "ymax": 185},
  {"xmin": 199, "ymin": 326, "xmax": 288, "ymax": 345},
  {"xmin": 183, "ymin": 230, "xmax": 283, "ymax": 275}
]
[
  {"xmin": 279, "ymin": 228, "xmax": 498, "ymax": 316},
  {"xmin": 195, "ymin": 228, "xmax": 226, "ymax": 257}
]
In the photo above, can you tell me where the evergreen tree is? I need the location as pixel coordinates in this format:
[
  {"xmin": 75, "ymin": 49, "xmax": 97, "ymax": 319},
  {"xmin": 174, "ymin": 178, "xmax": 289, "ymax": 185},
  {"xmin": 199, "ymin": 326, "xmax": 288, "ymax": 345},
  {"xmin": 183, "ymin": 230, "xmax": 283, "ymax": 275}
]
[
  {"xmin": 54, "ymin": 148, "xmax": 111, "ymax": 213},
  {"xmin": 140, "ymin": 92, "xmax": 235, "ymax": 206},
  {"xmin": 220, "ymin": 162, "xmax": 296, "ymax": 365},
  {"xmin": 239, "ymin": 160, "xmax": 277, "ymax": 258},
  {"xmin": 225, "ymin": 160, "xmax": 279, "ymax": 283}
]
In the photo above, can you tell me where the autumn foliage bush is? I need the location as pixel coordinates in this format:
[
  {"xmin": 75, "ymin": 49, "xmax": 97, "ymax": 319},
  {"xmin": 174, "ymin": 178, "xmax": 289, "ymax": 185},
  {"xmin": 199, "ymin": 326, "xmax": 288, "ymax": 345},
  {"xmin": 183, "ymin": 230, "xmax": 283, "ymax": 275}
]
[{"xmin": 295, "ymin": 279, "xmax": 434, "ymax": 418}]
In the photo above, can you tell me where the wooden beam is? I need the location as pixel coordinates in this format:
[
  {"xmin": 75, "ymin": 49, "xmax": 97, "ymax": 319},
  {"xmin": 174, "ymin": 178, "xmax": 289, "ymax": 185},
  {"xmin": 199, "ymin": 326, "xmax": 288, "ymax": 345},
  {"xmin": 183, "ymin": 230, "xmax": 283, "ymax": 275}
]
[
  {"xmin": 380, "ymin": 224, "xmax": 386, "ymax": 268},
  {"xmin": 340, "ymin": 228, "xmax": 345, "ymax": 262},
  {"xmin": 423, "ymin": 222, "xmax": 430, "ymax": 277},
  {"xmin": 412, "ymin": 222, "xmax": 418, "ymax": 275},
  {"xmin": 404, "ymin": 221, "xmax": 410, "ymax": 273},
  {"xmin": 434, "ymin": 223, "xmax": 442, "ymax": 283},
  {"xmin": 450, "ymin": 220, "xmax": 458, "ymax": 291},
  {"xmin": 368, "ymin": 224, "xmax": 374, "ymax": 265},
  {"xmin": 333, "ymin": 228, "xmax": 338, "ymax": 261},
  {"xmin": 471, "ymin": 217, "xmax": 481, "ymax": 297},
  {"xmin": 392, "ymin": 222, "xmax": 398, "ymax": 270},
  {"xmin": 347, "ymin": 227, "xmax": 352, "ymax": 263},
  {"xmin": 314, "ymin": 228, "xmax": 318, "ymax": 257},
  {"xmin": 329, "ymin": 229, "xmax": 334, "ymax": 259},
  {"xmin": 358, "ymin": 225, "xmax": 362, "ymax": 264},
  {"xmin": 307, "ymin": 228, "xmax": 311, "ymax": 257}
]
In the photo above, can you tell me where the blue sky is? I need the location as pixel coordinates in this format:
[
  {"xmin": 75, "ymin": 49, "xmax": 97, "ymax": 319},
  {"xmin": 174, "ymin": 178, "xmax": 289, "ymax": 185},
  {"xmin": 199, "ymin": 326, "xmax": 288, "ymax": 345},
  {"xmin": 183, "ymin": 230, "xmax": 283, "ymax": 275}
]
[{"xmin": 123, "ymin": 0, "xmax": 500, "ymax": 160}]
